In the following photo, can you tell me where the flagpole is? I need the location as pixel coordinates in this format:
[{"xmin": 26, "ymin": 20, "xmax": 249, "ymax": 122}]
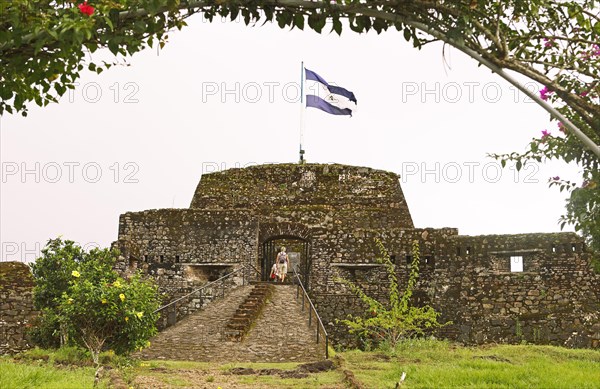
[{"xmin": 299, "ymin": 61, "xmax": 306, "ymax": 164}]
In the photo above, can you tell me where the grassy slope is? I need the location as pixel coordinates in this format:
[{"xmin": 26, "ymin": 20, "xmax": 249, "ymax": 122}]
[
  {"xmin": 1, "ymin": 341, "xmax": 599, "ymax": 388},
  {"xmin": 342, "ymin": 339, "xmax": 600, "ymax": 389},
  {"xmin": 0, "ymin": 358, "xmax": 105, "ymax": 389}
]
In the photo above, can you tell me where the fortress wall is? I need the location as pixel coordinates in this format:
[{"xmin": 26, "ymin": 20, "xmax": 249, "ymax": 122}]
[
  {"xmin": 112, "ymin": 163, "xmax": 600, "ymax": 349},
  {"xmin": 307, "ymin": 227, "xmax": 458, "ymax": 346},
  {"xmin": 117, "ymin": 208, "xmax": 259, "ymax": 265},
  {"xmin": 116, "ymin": 209, "xmax": 259, "ymax": 326},
  {"xmin": 190, "ymin": 163, "xmax": 414, "ymax": 228},
  {"xmin": 436, "ymin": 233, "xmax": 600, "ymax": 347},
  {"xmin": 308, "ymin": 230, "xmax": 600, "ymax": 348},
  {"xmin": 0, "ymin": 262, "xmax": 38, "ymax": 354}
]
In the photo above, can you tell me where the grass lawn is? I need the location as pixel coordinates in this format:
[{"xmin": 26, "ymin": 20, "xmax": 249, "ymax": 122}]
[
  {"xmin": 0, "ymin": 357, "xmax": 106, "ymax": 389},
  {"xmin": 1, "ymin": 341, "xmax": 599, "ymax": 388},
  {"xmin": 341, "ymin": 339, "xmax": 600, "ymax": 389}
]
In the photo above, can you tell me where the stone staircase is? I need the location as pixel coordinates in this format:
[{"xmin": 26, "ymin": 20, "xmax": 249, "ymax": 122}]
[
  {"xmin": 139, "ymin": 283, "xmax": 325, "ymax": 362},
  {"xmin": 224, "ymin": 283, "xmax": 274, "ymax": 341}
]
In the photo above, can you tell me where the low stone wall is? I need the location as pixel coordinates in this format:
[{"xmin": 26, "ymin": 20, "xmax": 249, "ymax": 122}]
[{"xmin": 0, "ymin": 262, "xmax": 38, "ymax": 354}]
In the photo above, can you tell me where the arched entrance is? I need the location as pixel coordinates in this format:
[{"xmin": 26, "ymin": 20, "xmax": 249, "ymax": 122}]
[{"xmin": 261, "ymin": 236, "xmax": 310, "ymax": 285}]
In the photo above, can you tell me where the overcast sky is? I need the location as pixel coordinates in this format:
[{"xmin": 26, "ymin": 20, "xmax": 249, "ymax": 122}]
[{"xmin": 0, "ymin": 13, "xmax": 580, "ymax": 262}]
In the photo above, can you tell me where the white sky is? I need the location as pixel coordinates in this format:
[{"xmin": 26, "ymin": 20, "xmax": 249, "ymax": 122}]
[{"xmin": 0, "ymin": 14, "xmax": 580, "ymax": 262}]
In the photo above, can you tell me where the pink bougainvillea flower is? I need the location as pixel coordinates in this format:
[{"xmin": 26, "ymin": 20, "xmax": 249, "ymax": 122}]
[
  {"xmin": 552, "ymin": 176, "xmax": 560, "ymax": 181},
  {"xmin": 541, "ymin": 130, "xmax": 550, "ymax": 138},
  {"xmin": 580, "ymin": 91, "xmax": 589, "ymax": 97},
  {"xmin": 543, "ymin": 38, "xmax": 554, "ymax": 48},
  {"xmin": 539, "ymin": 86, "xmax": 552, "ymax": 101},
  {"xmin": 558, "ymin": 122, "xmax": 566, "ymax": 133},
  {"xmin": 78, "ymin": 1, "xmax": 95, "ymax": 16},
  {"xmin": 593, "ymin": 45, "xmax": 600, "ymax": 57}
]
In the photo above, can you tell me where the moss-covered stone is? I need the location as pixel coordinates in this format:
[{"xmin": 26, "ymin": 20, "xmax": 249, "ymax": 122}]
[{"xmin": 0, "ymin": 262, "xmax": 38, "ymax": 354}]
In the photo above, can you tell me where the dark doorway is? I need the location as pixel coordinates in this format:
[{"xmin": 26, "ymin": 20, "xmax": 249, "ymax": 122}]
[{"xmin": 261, "ymin": 236, "xmax": 310, "ymax": 286}]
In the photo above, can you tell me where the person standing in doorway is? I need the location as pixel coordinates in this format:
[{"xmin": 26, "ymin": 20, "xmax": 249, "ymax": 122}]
[{"xmin": 275, "ymin": 246, "xmax": 289, "ymax": 283}]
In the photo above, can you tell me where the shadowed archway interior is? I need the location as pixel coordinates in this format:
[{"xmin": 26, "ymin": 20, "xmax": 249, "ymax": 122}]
[{"xmin": 261, "ymin": 235, "xmax": 310, "ymax": 285}]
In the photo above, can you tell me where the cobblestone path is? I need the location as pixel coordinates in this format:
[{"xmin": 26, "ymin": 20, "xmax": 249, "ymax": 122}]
[{"xmin": 139, "ymin": 284, "xmax": 325, "ymax": 362}]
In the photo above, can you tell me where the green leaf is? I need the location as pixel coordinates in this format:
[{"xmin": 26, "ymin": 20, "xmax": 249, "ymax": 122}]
[
  {"xmin": 373, "ymin": 19, "xmax": 387, "ymax": 34},
  {"xmin": 108, "ymin": 40, "xmax": 119, "ymax": 55},
  {"xmin": 293, "ymin": 14, "xmax": 304, "ymax": 30},
  {"xmin": 332, "ymin": 17, "xmax": 342, "ymax": 35}
]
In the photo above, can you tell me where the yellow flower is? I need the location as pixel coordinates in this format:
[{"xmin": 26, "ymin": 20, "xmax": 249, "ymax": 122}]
[
  {"xmin": 125, "ymin": 316, "xmax": 129, "ymax": 322},
  {"xmin": 119, "ymin": 293, "xmax": 125, "ymax": 301},
  {"xmin": 101, "ymin": 299, "xmax": 107, "ymax": 304},
  {"xmin": 136, "ymin": 311, "xmax": 144, "ymax": 319},
  {"xmin": 71, "ymin": 270, "xmax": 80, "ymax": 278},
  {"xmin": 68, "ymin": 298, "xmax": 74, "ymax": 304},
  {"xmin": 145, "ymin": 341, "xmax": 151, "ymax": 347},
  {"xmin": 113, "ymin": 280, "xmax": 122, "ymax": 288}
]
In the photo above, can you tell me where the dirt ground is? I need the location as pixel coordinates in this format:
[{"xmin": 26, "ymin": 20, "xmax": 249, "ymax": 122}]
[{"xmin": 120, "ymin": 360, "xmax": 345, "ymax": 389}]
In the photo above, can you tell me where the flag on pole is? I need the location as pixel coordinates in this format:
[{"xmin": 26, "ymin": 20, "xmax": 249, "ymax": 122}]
[{"xmin": 304, "ymin": 68, "xmax": 357, "ymax": 116}]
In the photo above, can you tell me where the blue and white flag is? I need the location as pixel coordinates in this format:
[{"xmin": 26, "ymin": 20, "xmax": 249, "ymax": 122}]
[{"xmin": 305, "ymin": 68, "xmax": 357, "ymax": 116}]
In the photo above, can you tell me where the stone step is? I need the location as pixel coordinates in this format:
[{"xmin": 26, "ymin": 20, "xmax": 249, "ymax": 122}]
[{"xmin": 223, "ymin": 284, "xmax": 274, "ymax": 341}]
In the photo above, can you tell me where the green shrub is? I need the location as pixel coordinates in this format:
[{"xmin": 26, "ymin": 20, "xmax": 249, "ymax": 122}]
[
  {"xmin": 338, "ymin": 239, "xmax": 448, "ymax": 348},
  {"xmin": 30, "ymin": 238, "xmax": 160, "ymax": 366}
]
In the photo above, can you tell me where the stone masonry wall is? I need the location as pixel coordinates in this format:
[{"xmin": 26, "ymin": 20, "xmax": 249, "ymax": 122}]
[
  {"xmin": 307, "ymin": 228, "xmax": 600, "ymax": 349},
  {"xmin": 307, "ymin": 227, "xmax": 458, "ymax": 347},
  {"xmin": 0, "ymin": 262, "xmax": 38, "ymax": 354},
  {"xmin": 441, "ymin": 233, "xmax": 600, "ymax": 348},
  {"xmin": 115, "ymin": 163, "xmax": 600, "ymax": 350},
  {"xmin": 115, "ymin": 209, "xmax": 260, "ymax": 327},
  {"xmin": 190, "ymin": 163, "xmax": 414, "ymax": 229}
]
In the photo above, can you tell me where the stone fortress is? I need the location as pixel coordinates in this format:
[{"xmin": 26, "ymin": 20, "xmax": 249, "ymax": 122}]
[{"xmin": 114, "ymin": 163, "xmax": 600, "ymax": 348}]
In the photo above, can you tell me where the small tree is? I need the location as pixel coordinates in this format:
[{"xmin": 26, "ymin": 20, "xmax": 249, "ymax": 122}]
[
  {"xmin": 30, "ymin": 238, "xmax": 160, "ymax": 365},
  {"xmin": 338, "ymin": 239, "xmax": 447, "ymax": 348},
  {"xmin": 30, "ymin": 238, "xmax": 114, "ymax": 347},
  {"xmin": 60, "ymin": 271, "xmax": 160, "ymax": 365}
]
